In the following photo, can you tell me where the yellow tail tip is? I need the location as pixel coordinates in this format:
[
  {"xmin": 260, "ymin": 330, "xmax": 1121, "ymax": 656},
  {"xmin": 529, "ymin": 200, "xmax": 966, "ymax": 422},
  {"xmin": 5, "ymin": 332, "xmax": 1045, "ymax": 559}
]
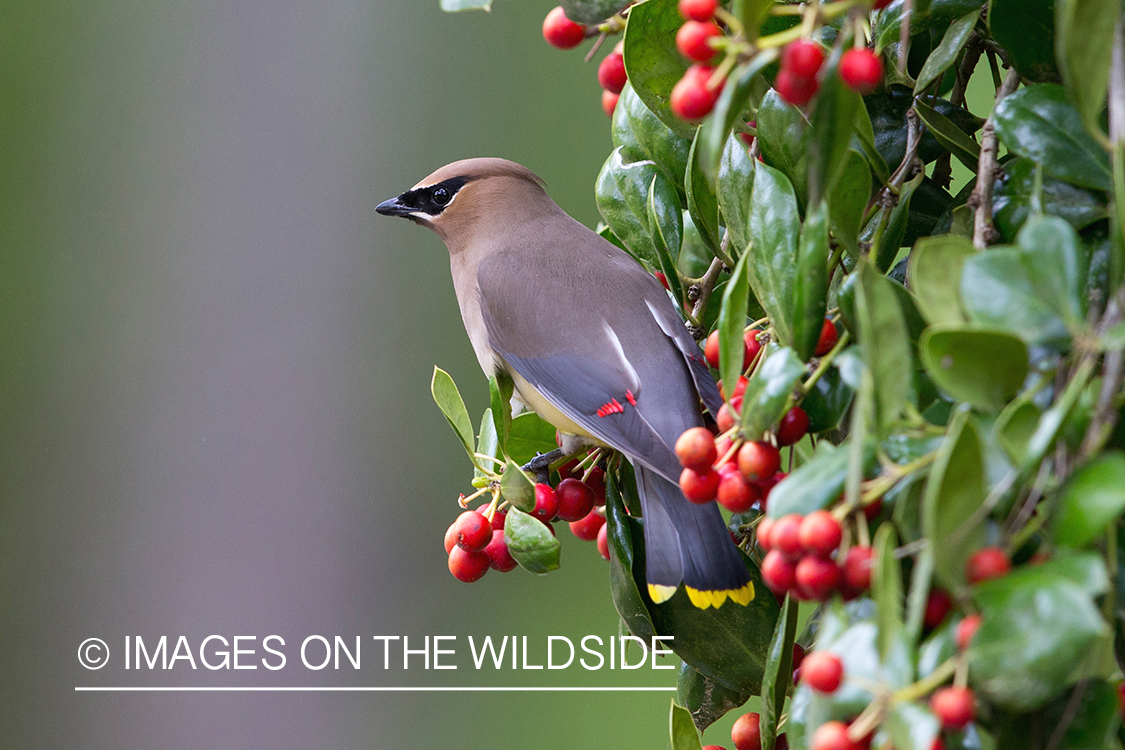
[
  {"xmin": 648, "ymin": 582, "xmax": 755, "ymax": 609},
  {"xmin": 647, "ymin": 583, "xmax": 677, "ymax": 603}
]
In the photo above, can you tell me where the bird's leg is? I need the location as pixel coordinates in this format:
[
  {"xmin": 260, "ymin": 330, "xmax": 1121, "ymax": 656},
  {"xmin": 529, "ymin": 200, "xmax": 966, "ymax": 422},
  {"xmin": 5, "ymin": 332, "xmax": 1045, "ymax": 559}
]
[{"xmin": 522, "ymin": 449, "xmax": 566, "ymax": 484}]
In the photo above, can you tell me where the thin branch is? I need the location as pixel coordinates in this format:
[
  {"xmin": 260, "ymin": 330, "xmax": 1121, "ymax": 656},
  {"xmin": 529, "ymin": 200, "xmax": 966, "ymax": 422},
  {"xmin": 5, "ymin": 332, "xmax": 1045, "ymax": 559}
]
[
  {"xmin": 971, "ymin": 67, "xmax": 1021, "ymax": 249},
  {"xmin": 897, "ymin": 0, "xmax": 913, "ymax": 76},
  {"xmin": 689, "ymin": 255, "xmax": 726, "ymax": 339},
  {"xmin": 933, "ymin": 36, "xmax": 984, "ymax": 188},
  {"xmin": 1080, "ymin": 287, "xmax": 1125, "ymax": 457}
]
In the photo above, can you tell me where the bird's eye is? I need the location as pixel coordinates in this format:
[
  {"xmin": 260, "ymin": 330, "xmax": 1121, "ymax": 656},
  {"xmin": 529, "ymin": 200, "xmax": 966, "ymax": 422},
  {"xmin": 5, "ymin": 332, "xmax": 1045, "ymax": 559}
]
[{"xmin": 432, "ymin": 186, "xmax": 452, "ymax": 206}]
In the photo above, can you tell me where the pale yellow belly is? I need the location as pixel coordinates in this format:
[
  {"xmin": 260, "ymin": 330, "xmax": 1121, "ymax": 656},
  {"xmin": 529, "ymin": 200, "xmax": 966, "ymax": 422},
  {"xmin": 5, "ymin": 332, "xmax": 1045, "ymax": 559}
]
[{"xmin": 509, "ymin": 369, "xmax": 607, "ymax": 447}]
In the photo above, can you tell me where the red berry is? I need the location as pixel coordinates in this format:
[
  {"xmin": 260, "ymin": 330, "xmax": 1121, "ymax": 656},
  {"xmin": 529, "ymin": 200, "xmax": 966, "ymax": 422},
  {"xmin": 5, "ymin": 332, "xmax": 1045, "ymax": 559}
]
[
  {"xmin": 490, "ymin": 508, "xmax": 507, "ymax": 530},
  {"xmin": 924, "ymin": 588, "xmax": 954, "ymax": 630},
  {"xmin": 444, "ymin": 522, "xmax": 458, "ymax": 554},
  {"xmin": 454, "ymin": 510, "xmax": 492, "ymax": 552},
  {"xmin": 715, "ymin": 436, "xmax": 734, "ymax": 462},
  {"xmin": 542, "ymin": 6, "xmax": 586, "ymax": 49},
  {"xmin": 586, "ymin": 467, "xmax": 607, "ymax": 506},
  {"xmin": 839, "ymin": 48, "xmax": 883, "ymax": 94},
  {"xmin": 598, "ymin": 51, "xmax": 627, "ymax": 94},
  {"xmin": 810, "ymin": 721, "xmax": 858, "ymax": 750},
  {"xmin": 775, "ymin": 68, "xmax": 818, "ymax": 106},
  {"xmin": 761, "ymin": 549, "xmax": 797, "ymax": 594},
  {"xmin": 815, "ymin": 319, "xmax": 838, "ymax": 356},
  {"xmin": 703, "ymin": 747, "xmax": 726, "ymax": 750},
  {"xmin": 679, "ymin": 0, "xmax": 718, "ymax": 21},
  {"xmin": 757, "ymin": 516, "xmax": 775, "ymax": 550},
  {"xmin": 758, "ymin": 472, "xmax": 785, "ymax": 510},
  {"xmin": 718, "ymin": 469, "xmax": 760, "ymax": 513},
  {"xmin": 931, "ymin": 686, "xmax": 975, "ymax": 729},
  {"xmin": 798, "ymin": 510, "xmax": 843, "ymax": 557},
  {"xmin": 802, "ymin": 651, "xmax": 844, "ymax": 693},
  {"xmin": 671, "ymin": 64, "xmax": 722, "ymax": 120},
  {"xmin": 569, "ymin": 509, "xmax": 606, "ymax": 541},
  {"xmin": 485, "ymin": 529, "xmax": 518, "ymax": 572},
  {"xmin": 744, "ymin": 331, "xmax": 762, "ymax": 368},
  {"xmin": 863, "ymin": 495, "xmax": 883, "ymax": 522},
  {"xmin": 720, "ymin": 376, "xmax": 750, "ymax": 401},
  {"xmin": 704, "ymin": 330, "xmax": 721, "ymax": 368},
  {"xmin": 676, "ymin": 426, "xmax": 719, "ymax": 472},
  {"xmin": 597, "ymin": 522, "xmax": 610, "ymax": 560},
  {"xmin": 955, "ymin": 614, "xmax": 982, "ymax": 651},
  {"xmin": 738, "ymin": 441, "xmax": 781, "ymax": 481},
  {"xmin": 677, "ymin": 20, "xmax": 721, "ymax": 63},
  {"xmin": 601, "ymin": 89, "xmax": 620, "ymax": 116},
  {"xmin": 795, "ymin": 556, "xmax": 842, "ymax": 600},
  {"xmin": 717, "ymin": 402, "xmax": 738, "ymax": 432},
  {"xmin": 532, "ymin": 483, "xmax": 558, "ymax": 524},
  {"xmin": 556, "ymin": 477, "xmax": 596, "ymax": 522},
  {"xmin": 872, "ymin": 0, "xmax": 894, "ymax": 9},
  {"xmin": 1118, "ymin": 681, "xmax": 1125, "ymax": 713},
  {"xmin": 680, "ymin": 467, "xmax": 720, "ymax": 503},
  {"xmin": 731, "ymin": 712, "xmax": 762, "ymax": 750},
  {"xmin": 842, "ymin": 546, "xmax": 874, "ymax": 593},
  {"xmin": 967, "ymin": 546, "xmax": 1010, "ymax": 584},
  {"xmin": 772, "ymin": 514, "xmax": 804, "ymax": 560},
  {"xmin": 448, "ymin": 546, "xmax": 490, "ymax": 582},
  {"xmin": 929, "ymin": 738, "xmax": 945, "ymax": 750},
  {"xmin": 782, "ymin": 40, "xmax": 826, "ymax": 79},
  {"xmin": 792, "ymin": 643, "xmax": 806, "ymax": 670},
  {"xmin": 777, "ymin": 407, "xmax": 809, "ymax": 446}
]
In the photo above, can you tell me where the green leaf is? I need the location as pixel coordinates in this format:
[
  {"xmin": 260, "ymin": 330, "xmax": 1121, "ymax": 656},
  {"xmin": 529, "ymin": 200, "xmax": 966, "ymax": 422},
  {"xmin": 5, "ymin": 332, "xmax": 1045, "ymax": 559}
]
[
  {"xmin": 759, "ymin": 597, "xmax": 799, "ymax": 750},
  {"xmin": 717, "ymin": 135, "xmax": 757, "ymax": 255},
  {"xmin": 792, "ymin": 202, "xmax": 831, "ymax": 360},
  {"xmin": 669, "ymin": 700, "xmax": 703, "ymax": 750},
  {"xmin": 828, "ymin": 150, "xmax": 872, "ymax": 256},
  {"xmin": 802, "ymin": 361, "xmax": 855, "ymax": 434},
  {"xmin": 505, "ymin": 412, "xmax": 559, "ymax": 467},
  {"xmin": 884, "ymin": 702, "xmax": 941, "ymax": 750},
  {"xmin": 808, "ymin": 66, "xmax": 862, "ymax": 206},
  {"xmin": 756, "ymin": 90, "xmax": 809, "ymax": 207},
  {"xmin": 767, "ymin": 440, "xmax": 877, "ymax": 517},
  {"xmin": 872, "ymin": 523, "xmax": 904, "ymax": 659},
  {"xmin": 1056, "ymin": 0, "xmax": 1118, "ymax": 139},
  {"xmin": 734, "ymin": 0, "xmax": 775, "ymax": 41},
  {"xmin": 605, "ymin": 465, "xmax": 658, "ymax": 639},
  {"xmin": 913, "ymin": 11, "xmax": 978, "ymax": 95},
  {"xmin": 903, "ymin": 545, "xmax": 935, "ymax": 645},
  {"xmin": 913, "ymin": 98, "xmax": 981, "ymax": 171},
  {"xmin": 431, "ymin": 367, "xmax": 481, "ymax": 469},
  {"xmin": 475, "ymin": 408, "xmax": 498, "ymax": 482},
  {"xmin": 992, "ymin": 157, "xmax": 1108, "ymax": 242},
  {"xmin": 865, "ymin": 86, "xmax": 983, "ymax": 169},
  {"xmin": 854, "ymin": 101, "xmax": 890, "ymax": 184},
  {"xmin": 622, "ymin": 0, "xmax": 695, "ymax": 138},
  {"xmin": 440, "ymin": 0, "xmax": 491, "ymax": 11},
  {"xmin": 698, "ymin": 53, "xmax": 776, "ymax": 186},
  {"xmin": 855, "ymin": 262, "xmax": 913, "ymax": 432},
  {"xmin": 504, "ymin": 506, "xmax": 561, "ymax": 574},
  {"xmin": 970, "ymin": 555, "xmax": 1111, "ymax": 711},
  {"xmin": 676, "ymin": 663, "xmax": 754, "ymax": 732},
  {"xmin": 738, "ymin": 345, "xmax": 806, "ymax": 440},
  {"xmin": 873, "ymin": 0, "xmax": 984, "ymax": 50},
  {"xmin": 992, "ymin": 84, "xmax": 1112, "ymax": 191},
  {"xmin": 649, "ymin": 175, "xmax": 688, "ymax": 304},
  {"xmin": 988, "ymin": 0, "xmax": 1059, "ymax": 83},
  {"xmin": 993, "ymin": 680, "xmax": 1124, "ymax": 750},
  {"xmin": 908, "ymin": 233, "xmax": 976, "ymax": 326},
  {"xmin": 560, "ymin": 0, "xmax": 631, "ymax": 24},
  {"xmin": 488, "ymin": 372, "xmax": 514, "ymax": 450},
  {"xmin": 718, "ymin": 251, "xmax": 752, "ymax": 395},
  {"xmin": 596, "ymin": 147, "xmax": 685, "ymax": 269},
  {"xmin": 686, "ymin": 129, "xmax": 721, "ymax": 253},
  {"xmin": 922, "ymin": 408, "xmax": 987, "ymax": 590},
  {"xmin": 919, "ymin": 326, "xmax": 1029, "ymax": 411},
  {"xmin": 748, "ymin": 163, "xmax": 804, "ymax": 349},
  {"xmin": 995, "ymin": 397, "xmax": 1041, "ymax": 466},
  {"xmin": 1054, "ymin": 451, "xmax": 1125, "ymax": 548},
  {"xmin": 500, "ymin": 458, "xmax": 537, "ymax": 513},
  {"xmin": 612, "ymin": 83, "xmax": 692, "ymax": 196}
]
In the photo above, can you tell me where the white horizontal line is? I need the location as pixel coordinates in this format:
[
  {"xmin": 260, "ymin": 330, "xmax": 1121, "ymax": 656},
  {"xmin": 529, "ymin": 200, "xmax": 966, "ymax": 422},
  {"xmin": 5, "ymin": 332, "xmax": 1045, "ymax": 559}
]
[{"xmin": 75, "ymin": 686, "xmax": 676, "ymax": 692}]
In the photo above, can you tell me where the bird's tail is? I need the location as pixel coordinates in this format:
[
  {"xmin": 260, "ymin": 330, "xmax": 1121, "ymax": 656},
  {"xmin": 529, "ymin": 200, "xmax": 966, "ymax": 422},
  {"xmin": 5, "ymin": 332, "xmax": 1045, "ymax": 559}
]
[{"xmin": 635, "ymin": 466, "xmax": 755, "ymax": 609}]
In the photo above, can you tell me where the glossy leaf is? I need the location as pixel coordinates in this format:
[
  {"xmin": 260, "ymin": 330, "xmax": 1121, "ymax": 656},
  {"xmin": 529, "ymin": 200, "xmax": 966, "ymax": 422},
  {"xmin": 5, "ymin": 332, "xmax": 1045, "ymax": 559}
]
[
  {"xmin": 995, "ymin": 397, "xmax": 1041, "ymax": 466},
  {"xmin": 908, "ymin": 234, "xmax": 975, "ymax": 326},
  {"xmin": 884, "ymin": 702, "xmax": 941, "ymax": 750},
  {"xmin": 919, "ymin": 326, "xmax": 1029, "ymax": 410},
  {"xmin": 792, "ymin": 202, "xmax": 831, "ymax": 360},
  {"xmin": 993, "ymin": 157, "xmax": 1108, "ymax": 241},
  {"xmin": 866, "ymin": 87, "xmax": 983, "ymax": 169},
  {"xmin": 596, "ymin": 147, "xmax": 685, "ymax": 268},
  {"xmin": 605, "ymin": 465, "xmax": 658, "ymax": 640},
  {"xmin": 561, "ymin": 0, "xmax": 630, "ymax": 24},
  {"xmin": 500, "ymin": 458, "xmax": 537, "ymax": 512},
  {"xmin": 505, "ymin": 411, "xmax": 559, "ymax": 467},
  {"xmin": 612, "ymin": 83, "xmax": 692, "ymax": 196},
  {"xmin": 922, "ymin": 408, "xmax": 987, "ymax": 590},
  {"xmin": 828, "ymin": 149, "xmax": 872, "ymax": 256},
  {"xmin": 808, "ymin": 67, "xmax": 862, "ymax": 206},
  {"xmin": 669, "ymin": 700, "xmax": 703, "ymax": 750},
  {"xmin": 1056, "ymin": 0, "xmax": 1118, "ymax": 138},
  {"xmin": 488, "ymin": 372, "xmax": 514, "ymax": 450},
  {"xmin": 914, "ymin": 11, "xmax": 978, "ymax": 95},
  {"xmin": 648, "ymin": 175, "xmax": 688, "ymax": 304},
  {"xmin": 855, "ymin": 261, "xmax": 913, "ymax": 432},
  {"xmin": 475, "ymin": 408, "xmax": 498, "ymax": 482},
  {"xmin": 993, "ymin": 680, "xmax": 1124, "ymax": 750},
  {"xmin": 748, "ymin": 163, "xmax": 803, "ymax": 349},
  {"xmin": 913, "ymin": 98, "xmax": 980, "ymax": 171},
  {"xmin": 718, "ymin": 134, "xmax": 756, "ymax": 255},
  {"xmin": 698, "ymin": 53, "xmax": 776, "ymax": 185},
  {"xmin": 756, "ymin": 90, "xmax": 809, "ymax": 206},
  {"xmin": 504, "ymin": 506, "xmax": 561, "ymax": 574},
  {"xmin": 718, "ymin": 252, "xmax": 752, "ymax": 396},
  {"xmin": 802, "ymin": 366, "xmax": 855, "ymax": 434},
  {"xmin": 623, "ymin": 0, "xmax": 695, "ymax": 138},
  {"xmin": 873, "ymin": 0, "xmax": 984, "ymax": 50},
  {"xmin": 1054, "ymin": 451, "xmax": 1125, "ymax": 548},
  {"xmin": 872, "ymin": 523, "xmax": 903, "ymax": 659},
  {"xmin": 993, "ymin": 84, "xmax": 1112, "ymax": 191},
  {"xmin": 759, "ymin": 597, "xmax": 799, "ymax": 750},
  {"xmin": 866, "ymin": 172, "xmax": 922, "ymax": 272},
  {"xmin": 767, "ymin": 440, "xmax": 877, "ymax": 517},
  {"xmin": 738, "ymin": 345, "xmax": 806, "ymax": 440},
  {"xmin": 677, "ymin": 663, "xmax": 753, "ymax": 732},
  {"xmin": 989, "ymin": 0, "xmax": 1059, "ymax": 82},
  {"xmin": 734, "ymin": 0, "xmax": 775, "ymax": 40},
  {"xmin": 431, "ymin": 366, "xmax": 481, "ymax": 469},
  {"xmin": 686, "ymin": 130, "xmax": 721, "ymax": 253}
]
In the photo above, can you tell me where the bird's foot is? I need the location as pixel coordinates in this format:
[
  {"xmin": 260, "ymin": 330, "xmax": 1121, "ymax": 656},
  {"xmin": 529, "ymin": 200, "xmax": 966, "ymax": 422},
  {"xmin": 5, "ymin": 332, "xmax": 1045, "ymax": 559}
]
[{"xmin": 522, "ymin": 449, "xmax": 565, "ymax": 485}]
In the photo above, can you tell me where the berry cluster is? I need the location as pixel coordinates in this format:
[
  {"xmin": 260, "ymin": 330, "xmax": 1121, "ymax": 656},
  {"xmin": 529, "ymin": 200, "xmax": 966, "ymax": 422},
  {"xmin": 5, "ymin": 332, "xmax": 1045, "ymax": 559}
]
[
  {"xmin": 444, "ymin": 458, "xmax": 610, "ymax": 584},
  {"xmin": 758, "ymin": 511, "xmax": 874, "ymax": 601},
  {"xmin": 675, "ymin": 426, "xmax": 788, "ymax": 513},
  {"xmin": 670, "ymin": 0, "xmax": 726, "ymax": 120},
  {"xmin": 542, "ymin": 6, "xmax": 630, "ymax": 116},
  {"xmin": 774, "ymin": 38, "xmax": 884, "ymax": 108}
]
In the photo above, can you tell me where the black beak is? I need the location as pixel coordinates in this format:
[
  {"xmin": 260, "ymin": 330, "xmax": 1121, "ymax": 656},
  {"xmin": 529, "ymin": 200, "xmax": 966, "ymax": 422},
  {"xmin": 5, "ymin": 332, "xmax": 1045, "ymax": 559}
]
[{"xmin": 375, "ymin": 195, "xmax": 412, "ymax": 217}]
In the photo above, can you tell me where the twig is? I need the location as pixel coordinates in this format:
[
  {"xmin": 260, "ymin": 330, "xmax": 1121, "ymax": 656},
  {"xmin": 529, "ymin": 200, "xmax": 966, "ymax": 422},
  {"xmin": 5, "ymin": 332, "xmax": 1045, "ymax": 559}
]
[
  {"xmin": 932, "ymin": 36, "xmax": 984, "ymax": 188},
  {"xmin": 1045, "ymin": 681, "xmax": 1090, "ymax": 750},
  {"xmin": 689, "ymin": 255, "xmax": 726, "ymax": 339},
  {"xmin": 1080, "ymin": 287, "xmax": 1125, "ymax": 457},
  {"xmin": 971, "ymin": 67, "xmax": 1020, "ymax": 249},
  {"xmin": 897, "ymin": 0, "xmax": 913, "ymax": 76}
]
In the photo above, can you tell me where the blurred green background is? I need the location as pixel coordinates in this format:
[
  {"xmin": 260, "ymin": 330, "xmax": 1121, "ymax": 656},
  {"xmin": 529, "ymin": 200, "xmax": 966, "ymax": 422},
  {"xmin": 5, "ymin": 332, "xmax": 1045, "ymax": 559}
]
[{"xmin": 0, "ymin": 1, "xmax": 714, "ymax": 747}]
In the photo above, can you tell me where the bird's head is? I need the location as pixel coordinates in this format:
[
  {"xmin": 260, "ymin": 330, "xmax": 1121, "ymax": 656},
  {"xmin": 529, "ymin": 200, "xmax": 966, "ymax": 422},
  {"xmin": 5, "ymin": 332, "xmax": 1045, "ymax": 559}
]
[{"xmin": 375, "ymin": 158, "xmax": 550, "ymax": 247}]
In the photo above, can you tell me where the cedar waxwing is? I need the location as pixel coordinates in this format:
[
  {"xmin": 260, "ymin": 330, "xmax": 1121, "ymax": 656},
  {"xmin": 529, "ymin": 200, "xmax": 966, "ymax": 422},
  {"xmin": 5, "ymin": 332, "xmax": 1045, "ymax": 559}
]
[{"xmin": 377, "ymin": 158, "xmax": 753, "ymax": 609}]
